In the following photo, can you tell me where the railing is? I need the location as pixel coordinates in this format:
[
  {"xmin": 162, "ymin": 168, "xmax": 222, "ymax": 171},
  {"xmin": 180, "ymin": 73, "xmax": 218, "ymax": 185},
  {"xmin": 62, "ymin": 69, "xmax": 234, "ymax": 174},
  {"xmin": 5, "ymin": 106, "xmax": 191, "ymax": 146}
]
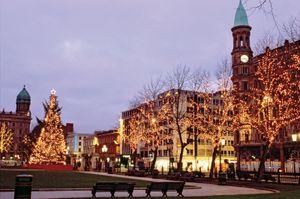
[{"xmin": 238, "ymin": 170, "xmax": 300, "ymax": 184}]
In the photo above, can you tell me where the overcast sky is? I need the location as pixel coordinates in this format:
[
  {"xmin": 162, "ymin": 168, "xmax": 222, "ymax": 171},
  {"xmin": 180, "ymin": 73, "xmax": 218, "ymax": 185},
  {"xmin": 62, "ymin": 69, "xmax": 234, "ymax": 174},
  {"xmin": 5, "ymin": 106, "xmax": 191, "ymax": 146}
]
[{"xmin": 0, "ymin": 0, "xmax": 299, "ymax": 133}]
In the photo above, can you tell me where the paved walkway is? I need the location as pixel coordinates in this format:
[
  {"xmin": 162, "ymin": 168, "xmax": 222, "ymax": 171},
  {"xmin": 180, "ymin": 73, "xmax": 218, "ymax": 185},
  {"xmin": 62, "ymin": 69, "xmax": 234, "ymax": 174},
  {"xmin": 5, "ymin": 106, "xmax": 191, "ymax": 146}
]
[{"xmin": 0, "ymin": 172, "xmax": 276, "ymax": 199}]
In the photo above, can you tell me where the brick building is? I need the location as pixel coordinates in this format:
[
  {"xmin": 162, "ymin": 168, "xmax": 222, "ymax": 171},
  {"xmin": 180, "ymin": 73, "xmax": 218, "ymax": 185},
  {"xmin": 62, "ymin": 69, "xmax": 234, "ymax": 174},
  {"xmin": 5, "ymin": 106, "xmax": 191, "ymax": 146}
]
[
  {"xmin": 0, "ymin": 86, "xmax": 31, "ymax": 161},
  {"xmin": 231, "ymin": 1, "xmax": 300, "ymax": 173},
  {"xmin": 95, "ymin": 129, "xmax": 120, "ymax": 171}
]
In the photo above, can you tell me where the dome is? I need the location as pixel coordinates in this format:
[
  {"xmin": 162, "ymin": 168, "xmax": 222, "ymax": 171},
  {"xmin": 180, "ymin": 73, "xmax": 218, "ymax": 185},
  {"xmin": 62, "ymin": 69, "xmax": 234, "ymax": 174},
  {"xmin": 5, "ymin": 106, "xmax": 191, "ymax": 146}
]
[
  {"xmin": 234, "ymin": 0, "xmax": 249, "ymax": 27},
  {"xmin": 16, "ymin": 86, "xmax": 31, "ymax": 103}
]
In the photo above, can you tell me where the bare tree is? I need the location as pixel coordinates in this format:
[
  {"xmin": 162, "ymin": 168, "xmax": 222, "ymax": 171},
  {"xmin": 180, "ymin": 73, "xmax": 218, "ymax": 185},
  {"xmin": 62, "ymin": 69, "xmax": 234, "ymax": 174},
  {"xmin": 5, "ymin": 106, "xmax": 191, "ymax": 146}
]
[
  {"xmin": 136, "ymin": 78, "xmax": 171, "ymax": 172},
  {"xmin": 165, "ymin": 65, "xmax": 192, "ymax": 172},
  {"xmin": 254, "ymin": 18, "xmax": 300, "ymax": 55},
  {"xmin": 282, "ymin": 17, "xmax": 300, "ymax": 42},
  {"xmin": 190, "ymin": 60, "xmax": 236, "ymax": 178}
]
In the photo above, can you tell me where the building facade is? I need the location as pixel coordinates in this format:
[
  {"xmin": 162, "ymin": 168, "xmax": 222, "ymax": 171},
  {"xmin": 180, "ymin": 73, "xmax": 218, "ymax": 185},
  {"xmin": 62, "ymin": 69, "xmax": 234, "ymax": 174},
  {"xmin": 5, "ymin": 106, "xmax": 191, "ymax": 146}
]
[
  {"xmin": 95, "ymin": 129, "xmax": 120, "ymax": 171},
  {"xmin": 121, "ymin": 89, "xmax": 236, "ymax": 172},
  {"xmin": 231, "ymin": 1, "xmax": 300, "ymax": 173},
  {"xmin": 82, "ymin": 134, "xmax": 99, "ymax": 171},
  {"xmin": 0, "ymin": 86, "xmax": 31, "ymax": 162},
  {"xmin": 66, "ymin": 131, "xmax": 89, "ymax": 169}
]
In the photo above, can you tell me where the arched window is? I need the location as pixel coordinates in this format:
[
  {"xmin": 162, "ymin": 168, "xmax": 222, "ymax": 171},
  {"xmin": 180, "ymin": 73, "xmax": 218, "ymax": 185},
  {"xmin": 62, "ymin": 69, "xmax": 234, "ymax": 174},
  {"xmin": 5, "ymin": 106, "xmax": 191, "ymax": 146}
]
[{"xmin": 240, "ymin": 36, "xmax": 244, "ymax": 47}]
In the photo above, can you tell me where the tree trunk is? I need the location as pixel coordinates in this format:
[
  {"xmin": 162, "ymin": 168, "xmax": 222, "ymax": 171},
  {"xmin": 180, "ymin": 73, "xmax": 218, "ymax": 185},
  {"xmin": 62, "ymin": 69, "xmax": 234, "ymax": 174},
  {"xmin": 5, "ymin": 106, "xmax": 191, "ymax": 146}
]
[
  {"xmin": 257, "ymin": 143, "xmax": 269, "ymax": 181},
  {"xmin": 177, "ymin": 146, "xmax": 185, "ymax": 172},
  {"xmin": 279, "ymin": 142, "xmax": 285, "ymax": 171},
  {"xmin": 209, "ymin": 146, "xmax": 218, "ymax": 178},
  {"xmin": 150, "ymin": 147, "xmax": 158, "ymax": 172},
  {"xmin": 133, "ymin": 150, "xmax": 137, "ymax": 170}
]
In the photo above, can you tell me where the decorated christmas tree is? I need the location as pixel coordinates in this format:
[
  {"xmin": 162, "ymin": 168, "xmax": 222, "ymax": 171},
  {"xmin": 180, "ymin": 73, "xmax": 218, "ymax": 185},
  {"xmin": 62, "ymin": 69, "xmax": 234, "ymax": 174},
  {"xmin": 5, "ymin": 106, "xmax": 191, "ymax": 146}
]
[{"xmin": 29, "ymin": 89, "xmax": 66, "ymax": 164}]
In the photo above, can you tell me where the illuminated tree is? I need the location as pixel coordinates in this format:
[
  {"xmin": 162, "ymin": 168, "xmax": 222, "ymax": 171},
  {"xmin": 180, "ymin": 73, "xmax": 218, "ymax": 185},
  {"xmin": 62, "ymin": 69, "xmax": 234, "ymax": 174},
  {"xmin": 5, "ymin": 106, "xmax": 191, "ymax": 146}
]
[
  {"xmin": 138, "ymin": 78, "xmax": 172, "ymax": 172},
  {"xmin": 124, "ymin": 78, "xmax": 172, "ymax": 171},
  {"xmin": 0, "ymin": 123, "xmax": 13, "ymax": 154},
  {"xmin": 29, "ymin": 90, "xmax": 67, "ymax": 164},
  {"xmin": 142, "ymin": 99, "xmax": 172, "ymax": 172},
  {"xmin": 165, "ymin": 66, "xmax": 193, "ymax": 172},
  {"xmin": 21, "ymin": 134, "xmax": 33, "ymax": 163},
  {"xmin": 189, "ymin": 62, "xmax": 236, "ymax": 178},
  {"xmin": 245, "ymin": 49, "xmax": 300, "ymax": 180},
  {"xmin": 122, "ymin": 107, "xmax": 146, "ymax": 169}
]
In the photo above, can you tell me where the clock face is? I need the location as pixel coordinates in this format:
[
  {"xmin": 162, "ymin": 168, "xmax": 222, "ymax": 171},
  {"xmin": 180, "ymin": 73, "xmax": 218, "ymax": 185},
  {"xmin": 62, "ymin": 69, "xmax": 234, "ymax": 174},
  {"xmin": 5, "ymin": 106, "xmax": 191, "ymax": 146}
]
[{"xmin": 240, "ymin": 54, "xmax": 249, "ymax": 63}]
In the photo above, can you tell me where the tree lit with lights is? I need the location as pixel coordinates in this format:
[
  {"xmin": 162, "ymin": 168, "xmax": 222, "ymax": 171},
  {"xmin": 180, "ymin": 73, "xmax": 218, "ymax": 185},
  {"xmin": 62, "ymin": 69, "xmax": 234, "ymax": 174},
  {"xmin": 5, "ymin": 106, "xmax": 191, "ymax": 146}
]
[
  {"xmin": 29, "ymin": 89, "xmax": 67, "ymax": 164},
  {"xmin": 244, "ymin": 48, "xmax": 300, "ymax": 179},
  {"xmin": 0, "ymin": 123, "xmax": 13, "ymax": 154}
]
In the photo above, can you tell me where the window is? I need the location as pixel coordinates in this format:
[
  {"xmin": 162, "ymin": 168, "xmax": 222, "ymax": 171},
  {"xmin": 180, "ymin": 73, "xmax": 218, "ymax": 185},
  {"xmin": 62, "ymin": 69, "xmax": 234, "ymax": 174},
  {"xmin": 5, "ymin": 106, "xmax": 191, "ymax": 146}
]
[
  {"xmin": 163, "ymin": 150, "xmax": 168, "ymax": 156},
  {"xmin": 242, "ymin": 81, "xmax": 248, "ymax": 91},
  {"xmin": 186, "ymin": 149, "xmax": 193, "ymax": 156},
  {"xmin": 79, "ymin": 136, "xmax": 82, "ymax": 140},
  {"xmin": 187, "ymin": 107, "xmax": 193, "ymax": 113},
  {"xmin": 240, "ymin": 36, "xmax": 244, "ymax": 47},
  {"xmin": 158, "ymin": 150, "xmax": 162, "ymax": 157},
  {"xmin": 242, "ymin": 67, "xmax": 248, "ymax": 74},
  {"xmin": 198, "ymin": 97, "xmax": 204, "ymax": 103},
  {"xmin": 79, "ymin": 142, "xmax": 81, "ymax": 146}
]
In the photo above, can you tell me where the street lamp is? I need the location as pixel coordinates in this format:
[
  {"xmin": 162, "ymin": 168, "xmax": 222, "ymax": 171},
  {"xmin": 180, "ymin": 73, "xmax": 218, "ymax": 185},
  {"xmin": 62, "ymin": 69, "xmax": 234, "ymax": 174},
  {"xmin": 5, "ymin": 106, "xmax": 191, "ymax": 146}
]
[
  {"xmin": 219, "ymin": 138, "xmax": 225, "ymax": 172},
  {"xmin": 291, "ymin": 134, "xmax": 297, "ymax": 174},
  {"xmin": 102, "ymin": 145, "xmax": 108, "ymax": 153},
  {"xmin": 292, "ymin": 134, "xmax": 297, "ymax": 142},
  {"xmin": 102, "ymin": 145, "xmax": 108, "ymax": 172}
]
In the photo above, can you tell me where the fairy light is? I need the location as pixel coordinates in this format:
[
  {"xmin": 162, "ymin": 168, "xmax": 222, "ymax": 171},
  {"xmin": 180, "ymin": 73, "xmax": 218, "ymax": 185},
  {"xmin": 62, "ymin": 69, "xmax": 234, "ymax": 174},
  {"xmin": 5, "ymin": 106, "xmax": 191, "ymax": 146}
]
[{"xmin": 29, "ymin": 90, "xmax": 67, "ymax": 164}]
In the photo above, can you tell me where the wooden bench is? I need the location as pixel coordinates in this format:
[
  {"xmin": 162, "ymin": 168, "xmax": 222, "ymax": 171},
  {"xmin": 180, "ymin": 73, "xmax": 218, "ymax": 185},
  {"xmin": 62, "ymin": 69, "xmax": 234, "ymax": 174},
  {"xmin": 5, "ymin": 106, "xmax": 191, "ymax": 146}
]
[
  {"xmin": 92, "ymin": 182, "xmax": 135, "ymax": 198},
  {"xmin": 179, "ymin": 172, "xmax": 195, "ymax": 182},
  {"xmin": 145, "ymin": 181, "xmax": 185, "ymax": 197}
]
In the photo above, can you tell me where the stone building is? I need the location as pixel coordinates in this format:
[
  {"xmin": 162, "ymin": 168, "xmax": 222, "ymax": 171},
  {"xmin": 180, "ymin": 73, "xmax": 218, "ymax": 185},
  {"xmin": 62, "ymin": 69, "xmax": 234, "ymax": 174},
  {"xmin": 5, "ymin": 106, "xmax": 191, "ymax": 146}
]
[
  {"xmin": 0, "ymin": 86, "xmax": 31, "ymax": 161},
  {"xmin": 121, "ymin": 89, "xmax": 236, "ymax": 172}
]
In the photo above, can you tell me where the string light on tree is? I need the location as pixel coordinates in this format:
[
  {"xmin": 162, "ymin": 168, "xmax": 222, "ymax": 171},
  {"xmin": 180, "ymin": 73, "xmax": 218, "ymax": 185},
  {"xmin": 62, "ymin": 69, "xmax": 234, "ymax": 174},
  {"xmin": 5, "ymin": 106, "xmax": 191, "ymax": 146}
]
[
  {"xmin": 0, "ymin": 123, "xmax": 13, "ymax": 154},
  {"xmin": 29, "ymin": 89, "xmax": 67, "ymax": 164}
]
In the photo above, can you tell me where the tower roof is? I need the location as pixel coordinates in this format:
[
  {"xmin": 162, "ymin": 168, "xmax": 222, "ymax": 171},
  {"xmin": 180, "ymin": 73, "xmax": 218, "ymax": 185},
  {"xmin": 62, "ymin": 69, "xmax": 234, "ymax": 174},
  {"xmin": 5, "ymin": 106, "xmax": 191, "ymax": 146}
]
[
  {"xmin": 17, "ymin": 86, "xmax": 31, "ymax": 103},
  {"xmin": 234, "ymin": 0, "xmax": 249, "ymax": 27}
]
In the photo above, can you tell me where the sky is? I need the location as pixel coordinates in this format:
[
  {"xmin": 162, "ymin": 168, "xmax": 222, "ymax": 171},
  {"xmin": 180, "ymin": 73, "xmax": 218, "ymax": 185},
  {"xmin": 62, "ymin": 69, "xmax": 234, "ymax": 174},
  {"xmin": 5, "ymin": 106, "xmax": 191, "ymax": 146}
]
[{"xmin": 0, "ymin": 0, "xmax": 299, "ymax": 133}]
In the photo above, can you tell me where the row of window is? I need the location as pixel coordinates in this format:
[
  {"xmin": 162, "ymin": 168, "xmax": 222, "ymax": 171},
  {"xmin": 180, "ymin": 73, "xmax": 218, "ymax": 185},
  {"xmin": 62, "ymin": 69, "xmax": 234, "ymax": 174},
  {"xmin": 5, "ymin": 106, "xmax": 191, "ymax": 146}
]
[{"xmin": 140, "ymin": 149, "xmax": 235, "ymax": 157}]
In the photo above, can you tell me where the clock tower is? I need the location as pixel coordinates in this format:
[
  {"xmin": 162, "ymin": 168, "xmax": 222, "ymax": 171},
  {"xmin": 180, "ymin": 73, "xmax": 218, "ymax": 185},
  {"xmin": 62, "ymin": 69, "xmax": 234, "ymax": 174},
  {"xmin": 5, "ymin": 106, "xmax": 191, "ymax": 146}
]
[{"xmin": 231, "ymin": 0, "xmax": 253, "ymax": 98}]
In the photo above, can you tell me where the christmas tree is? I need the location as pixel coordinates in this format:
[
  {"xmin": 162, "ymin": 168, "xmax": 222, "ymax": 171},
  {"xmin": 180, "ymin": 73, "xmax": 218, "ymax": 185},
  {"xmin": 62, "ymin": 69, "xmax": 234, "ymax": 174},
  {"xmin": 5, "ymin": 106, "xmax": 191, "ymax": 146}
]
[{"xmin": 29, "ymin": 89, "xmax": 67, "ymax": 164}]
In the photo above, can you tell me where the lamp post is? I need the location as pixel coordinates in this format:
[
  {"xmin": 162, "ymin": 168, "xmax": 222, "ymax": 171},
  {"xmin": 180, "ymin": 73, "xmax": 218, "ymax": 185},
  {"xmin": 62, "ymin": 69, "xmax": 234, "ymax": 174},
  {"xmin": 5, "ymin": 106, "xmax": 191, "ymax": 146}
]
[
  {"xmin": 102, "ymin": 145, "xmax": 108, "ymax": 172},
  {"xmin": 219, "ymin": 138, "xmax": 225, "ymax": 172},
  {"xmin": 291, "ymin": 134, "xmax": 297, "ymax": 174}
]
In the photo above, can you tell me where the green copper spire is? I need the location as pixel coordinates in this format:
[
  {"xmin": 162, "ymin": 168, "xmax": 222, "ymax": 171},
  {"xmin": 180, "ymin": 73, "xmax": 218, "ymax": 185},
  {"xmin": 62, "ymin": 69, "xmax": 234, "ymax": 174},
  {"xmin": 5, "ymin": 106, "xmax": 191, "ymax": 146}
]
[
  {"xmin": 16, "ymin": 85, "xmax": 31, "ymax": 103},
  {"xmin": 234, "ymin": 0, "xmax": 249, "ymax": 27}
]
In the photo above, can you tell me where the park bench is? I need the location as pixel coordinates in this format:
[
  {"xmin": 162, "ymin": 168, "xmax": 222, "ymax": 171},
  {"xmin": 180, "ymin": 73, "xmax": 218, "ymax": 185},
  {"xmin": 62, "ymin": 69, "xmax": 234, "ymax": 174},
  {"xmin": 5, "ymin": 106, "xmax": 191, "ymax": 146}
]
[
  {"xmin": 237, "ymin": 171, "xmax": 254, "ymax": 181},
  {"xmin": 145, "ymin": 181, "xmax": 185, "ymax": 197},
  {"xmin": 262, "ymin": 174, "xmax": 276, "ymax": 182},
  {"xmin": 166, "ymin": 172, "xmax": 180, "ymax": 180},
  {"xmin": 179, "ymin": 172, "xmax": 195, "ymax": 182},
  {"xmin": 92, "ymin": 182, "xmax": 135, "ymax": 198}
]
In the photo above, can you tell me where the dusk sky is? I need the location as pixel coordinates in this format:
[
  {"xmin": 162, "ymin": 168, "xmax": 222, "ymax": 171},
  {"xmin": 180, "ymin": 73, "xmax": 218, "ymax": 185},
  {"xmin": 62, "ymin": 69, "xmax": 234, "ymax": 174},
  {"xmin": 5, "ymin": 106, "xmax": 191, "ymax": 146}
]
[{"xmin": 0, "ymin": 0, "xmax": 299, "ymax": 133}]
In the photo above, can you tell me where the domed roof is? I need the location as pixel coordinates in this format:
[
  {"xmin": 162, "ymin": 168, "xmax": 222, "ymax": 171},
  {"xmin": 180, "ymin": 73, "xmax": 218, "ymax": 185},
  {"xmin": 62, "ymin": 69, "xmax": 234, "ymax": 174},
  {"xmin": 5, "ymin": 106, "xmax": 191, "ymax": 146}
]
[
  {"xmin": 16, "ymin": 86, "xmax": 31, "ymax": 103},
  {"xmin": 234, "ymin": 0, "xmax": 249, "ymax": 27}
]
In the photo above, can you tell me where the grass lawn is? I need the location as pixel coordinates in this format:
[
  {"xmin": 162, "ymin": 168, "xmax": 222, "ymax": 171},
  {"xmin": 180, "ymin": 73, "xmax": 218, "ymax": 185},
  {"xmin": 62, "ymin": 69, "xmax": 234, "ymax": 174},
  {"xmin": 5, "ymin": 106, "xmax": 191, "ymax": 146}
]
[
  {"xmin": 0, "ymin": 169, "xmax": 150, "ymax": 189},
  {"xmin": 1, "ymin": 169, "xmax": 300, "ymax": 199}
]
